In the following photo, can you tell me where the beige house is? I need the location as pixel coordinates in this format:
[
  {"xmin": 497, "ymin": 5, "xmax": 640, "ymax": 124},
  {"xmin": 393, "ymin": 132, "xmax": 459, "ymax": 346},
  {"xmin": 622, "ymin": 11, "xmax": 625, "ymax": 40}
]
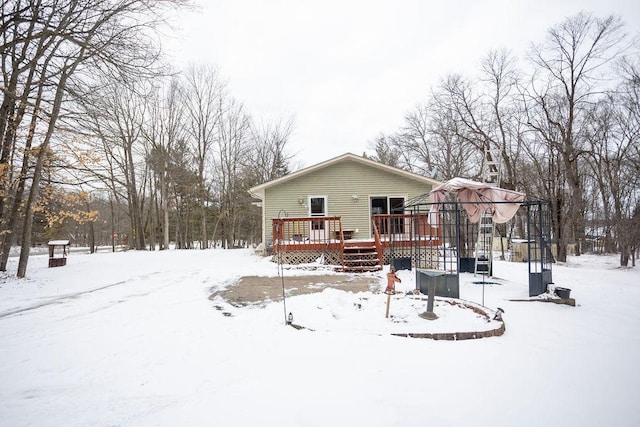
[{"xmin": 249, "ymin": 153, "xmax": 441, "ymax": 271}]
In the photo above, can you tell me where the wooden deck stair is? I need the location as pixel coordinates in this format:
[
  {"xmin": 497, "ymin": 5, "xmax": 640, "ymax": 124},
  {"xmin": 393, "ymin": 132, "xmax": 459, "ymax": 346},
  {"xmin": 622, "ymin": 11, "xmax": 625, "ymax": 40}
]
[{"xmin": 341, "ymin": 240, "xmax": 382, "ymax": 272}]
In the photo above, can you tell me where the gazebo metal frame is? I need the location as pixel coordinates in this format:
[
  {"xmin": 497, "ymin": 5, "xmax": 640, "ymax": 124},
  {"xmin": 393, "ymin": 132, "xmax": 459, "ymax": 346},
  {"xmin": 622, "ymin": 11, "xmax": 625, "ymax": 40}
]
[{"xmin": 389, "ymin": 195, "xmax": 553, "ymax": 299}]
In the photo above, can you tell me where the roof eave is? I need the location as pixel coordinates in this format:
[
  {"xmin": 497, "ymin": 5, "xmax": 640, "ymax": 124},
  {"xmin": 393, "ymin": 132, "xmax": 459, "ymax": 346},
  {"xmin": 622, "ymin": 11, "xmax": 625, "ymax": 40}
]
[{"xmin": 248, "ymin": 153, "xmax": 441, "ymax": 193}]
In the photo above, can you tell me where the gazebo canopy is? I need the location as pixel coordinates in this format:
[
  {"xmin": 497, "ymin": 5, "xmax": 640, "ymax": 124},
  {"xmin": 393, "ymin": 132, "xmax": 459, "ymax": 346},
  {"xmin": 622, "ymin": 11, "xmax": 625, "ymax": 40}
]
[{"xmin": 405, "ymin": 177, "xmax": 526, "ymax": 224}]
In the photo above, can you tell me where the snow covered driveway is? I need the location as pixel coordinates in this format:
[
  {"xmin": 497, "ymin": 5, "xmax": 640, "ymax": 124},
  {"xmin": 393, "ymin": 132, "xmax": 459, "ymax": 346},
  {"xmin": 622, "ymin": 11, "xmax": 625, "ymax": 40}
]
[{"xmin": 1, "ymin": 249, "xmax": 639, "ymax": 426}]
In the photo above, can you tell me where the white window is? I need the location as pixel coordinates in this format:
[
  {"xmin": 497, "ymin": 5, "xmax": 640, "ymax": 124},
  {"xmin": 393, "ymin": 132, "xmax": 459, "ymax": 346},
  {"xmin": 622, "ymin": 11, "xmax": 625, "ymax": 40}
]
[{"xmin": 309, "ymin": 196, "xmax": 327, "ymax": 217}]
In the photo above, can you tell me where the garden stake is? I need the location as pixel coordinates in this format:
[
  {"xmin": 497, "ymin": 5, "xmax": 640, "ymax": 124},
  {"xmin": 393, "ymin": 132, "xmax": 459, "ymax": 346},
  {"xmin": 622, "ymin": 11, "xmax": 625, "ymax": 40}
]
[{"xmin": 385, "ymin": 293, "xmax": 391, "ymax": 318}]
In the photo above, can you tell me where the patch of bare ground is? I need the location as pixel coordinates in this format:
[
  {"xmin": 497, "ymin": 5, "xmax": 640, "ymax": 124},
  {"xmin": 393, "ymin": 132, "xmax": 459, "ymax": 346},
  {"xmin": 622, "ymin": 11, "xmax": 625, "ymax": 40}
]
[
  {"xmin": 209, "ymin": 274, "xmax": 380, "ymax": 307},
  {"xmin": 209, "ymin": 274, "xmax": 506, "ymax": 340}
]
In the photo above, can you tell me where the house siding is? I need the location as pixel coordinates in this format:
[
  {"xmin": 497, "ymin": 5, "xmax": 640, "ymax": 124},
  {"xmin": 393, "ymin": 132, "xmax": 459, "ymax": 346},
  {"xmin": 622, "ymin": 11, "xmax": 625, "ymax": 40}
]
[{"xmin": 262, "ymin": 159, "xmax": 433, "ymax": 244}]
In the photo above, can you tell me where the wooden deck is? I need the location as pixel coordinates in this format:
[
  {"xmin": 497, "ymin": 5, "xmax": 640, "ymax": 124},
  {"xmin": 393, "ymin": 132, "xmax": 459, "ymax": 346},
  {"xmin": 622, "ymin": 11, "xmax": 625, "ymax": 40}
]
[{"xmin": 272, "ymin": 215, "xmax": 441, "ymax": 271}]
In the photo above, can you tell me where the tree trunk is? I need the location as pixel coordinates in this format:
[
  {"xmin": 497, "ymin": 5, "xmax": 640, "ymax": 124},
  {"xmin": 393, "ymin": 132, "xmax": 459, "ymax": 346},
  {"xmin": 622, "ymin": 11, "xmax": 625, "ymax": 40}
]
[
  {"xmin": 161, "ymin": 171, "xmax": 170, "ymax": 250},
  {"xmin": 200, "ymin": 198, "xmax": 208, "ymax": 249},
  {"xmin": 18, "ymin": 69, "xmax": 70, "ymax": 277}
]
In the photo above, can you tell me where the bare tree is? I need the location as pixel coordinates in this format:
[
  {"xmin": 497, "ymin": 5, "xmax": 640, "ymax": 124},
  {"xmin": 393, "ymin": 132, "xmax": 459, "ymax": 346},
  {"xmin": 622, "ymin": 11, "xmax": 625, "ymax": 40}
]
[
  {"xmin": 183, "ymin": 64, "xmax": 225, "ymax": 249},
  {"xmin": 369, "ymin": 12, "xmax": 634, "ymax": 263},
  {"xmin": 80, "ymin": 79, "xmax": 150, "ymax": 251},
  {"xmin": 478, "ymin": 49, "xmax": 525, "ymax": 190},
  {"xmin": 239, "ymin": 116, "xmax": 295, "ymax": 245},
  {"xmin": 420, "ymin": 50, "xmax": 525, "ymax": 188},
  {"xmin": 525, "ymin": 12, "xmax": 626, "ymax": 260},
  {"xmin": 249, "ymin": 116, "xmax": 295, "ymax": 183},
  {"xmin": 385, "ymin": 104, "xmax": 437, "ymax": 175},
  {"xmin": 144, "ymin": 77, "xmax": 188, "ymax": 250},
  {"xmin": 1, "ymin": 0, "xmax": 189, "ymax": 277},
  {"xmin": 389, "ymin": 98, "xmax": 477, "ymax": 180},
  {"xmin": 212, "ymin": 97, "xmax": 251, "ymax": 248}
]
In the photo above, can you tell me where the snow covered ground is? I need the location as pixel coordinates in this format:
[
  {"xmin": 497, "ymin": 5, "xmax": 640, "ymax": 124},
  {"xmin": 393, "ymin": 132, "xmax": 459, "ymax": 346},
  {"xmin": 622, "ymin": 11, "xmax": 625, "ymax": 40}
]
[{"xmin": 0, "ymin": 248, "xmax": 639, "ymax": 426}]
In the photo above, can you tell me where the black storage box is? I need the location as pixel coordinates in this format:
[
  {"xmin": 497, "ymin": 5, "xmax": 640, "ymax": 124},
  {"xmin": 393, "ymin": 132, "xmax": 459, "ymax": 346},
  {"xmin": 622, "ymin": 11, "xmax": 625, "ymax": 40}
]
[{"xmin": 555, "ymin": 287, "xmax": 571, "ymax": 299}]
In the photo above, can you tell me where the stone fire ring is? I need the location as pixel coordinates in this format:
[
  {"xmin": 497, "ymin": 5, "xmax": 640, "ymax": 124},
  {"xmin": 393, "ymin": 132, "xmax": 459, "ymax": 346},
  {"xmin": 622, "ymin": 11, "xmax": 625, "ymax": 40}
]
[{"xmin": 212, "ymin": 274, "xmax": 506, "ymax": 341}]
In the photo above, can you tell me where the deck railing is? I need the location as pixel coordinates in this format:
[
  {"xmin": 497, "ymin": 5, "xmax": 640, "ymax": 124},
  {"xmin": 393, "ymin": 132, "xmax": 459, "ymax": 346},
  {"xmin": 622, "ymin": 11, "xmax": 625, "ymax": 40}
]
[
  {"xmin": 371, "ymin": 219, "xmax": 383, "ymax": 268},
  {"xmin": 372, "ymin": 213, "xmax": 441, "ymax": 244},
  {"xmin": 271, "ymin": 214, "xmax": 441, "ymax": 251},
  {"xmin": 272, "ymin": 216, "xmax": 343, "ymax": 251}
]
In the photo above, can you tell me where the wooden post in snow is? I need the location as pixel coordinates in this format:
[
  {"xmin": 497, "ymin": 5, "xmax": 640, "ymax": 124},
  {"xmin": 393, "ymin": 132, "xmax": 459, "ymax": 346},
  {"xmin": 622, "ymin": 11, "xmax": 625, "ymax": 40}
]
[{"xmin": 385, "ymin": 293, "xmax": 391, "ymax": 318}]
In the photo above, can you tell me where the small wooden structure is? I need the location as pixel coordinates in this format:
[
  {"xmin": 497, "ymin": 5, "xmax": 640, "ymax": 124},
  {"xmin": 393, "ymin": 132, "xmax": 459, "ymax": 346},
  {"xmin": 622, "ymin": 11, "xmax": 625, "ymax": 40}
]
[{"xmin": 48, "ymin": 240, "xmax": 70, "ymax": 267}]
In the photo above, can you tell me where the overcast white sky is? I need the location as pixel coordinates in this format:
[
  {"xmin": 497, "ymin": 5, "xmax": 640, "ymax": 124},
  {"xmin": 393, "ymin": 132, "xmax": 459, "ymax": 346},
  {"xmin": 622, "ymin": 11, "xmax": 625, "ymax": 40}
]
[{"xmin": 166, "ymin": 0, "xmax": 640, "ymax": 168}]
